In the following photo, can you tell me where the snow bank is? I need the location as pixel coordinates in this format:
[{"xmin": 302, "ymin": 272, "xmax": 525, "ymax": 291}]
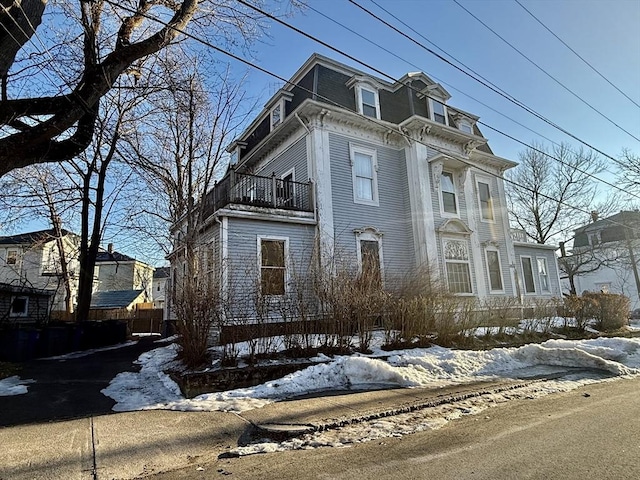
[
  {"xmin": 102, "ymin": 336, "xmax": 640, "ymax": 414},
  {"xmin": 0, "ymin": 376, "xmax": 35, "ymax": 396}
]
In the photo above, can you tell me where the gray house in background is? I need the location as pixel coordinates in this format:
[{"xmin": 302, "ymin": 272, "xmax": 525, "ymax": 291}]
[{"xmin": 168, "ymin": 54, "xmax": 561, "ymax": 321}]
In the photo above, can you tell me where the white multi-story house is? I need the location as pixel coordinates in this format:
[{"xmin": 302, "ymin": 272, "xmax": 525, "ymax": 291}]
[
  {"xmin": 0, "ymin": 230, "xmax": 155, "ymax": 314},
  {"xmin": 0, "ymin": 229, "xmax": 81, "ymax": 313},
  {"xmin": 563, "ymin": 211, "xmax": 640, "ymax": 309},
  {"xmin": 168, "ymin": 54, "xmax": 561, "ymax": 320}
]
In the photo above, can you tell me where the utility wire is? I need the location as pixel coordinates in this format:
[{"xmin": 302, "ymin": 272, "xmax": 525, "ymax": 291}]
[
  {"xmin": 514, "ymin": 0, "xmax": 640, "ymax": 110},
  {"xmin": 103, "ymin": 0, "xmax": 640, "ymax": 239},
  {"xmin": 239, "ymin": 0, "xmax": 639, "ymax": 203},
  {"xmin": 451, "ymin": 0, "xmax": 640, "ymax": 143},
  {"xmin": 304, "ymin": 3, "xmax": 636, "ymax": 202},
  {"xmin": 350, "ymin": 0, "xmax": 626, "ymax": 164}
]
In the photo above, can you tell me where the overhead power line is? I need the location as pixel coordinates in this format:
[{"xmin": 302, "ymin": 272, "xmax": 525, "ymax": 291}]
[
  {"xmin": 349, "ymin": 0, "xmax": 627, "ymax": 164},
  {"xmin": 102, "ymin": 0, "xmax": 640, "ymax": 238},
  {"xmin": 239, "ymin": 0, "xmax": 639, "ymax": 203},
  {"xmin": 514, "ymin": 0, "xmax": 640, "ymax": 110},
  {"xmin": 451, "ymin": 0, "xmax": 640, "ymax": 143},
  {"xmin": 304, "ymin": 3, "xmax": 631, "ymax": 201}
]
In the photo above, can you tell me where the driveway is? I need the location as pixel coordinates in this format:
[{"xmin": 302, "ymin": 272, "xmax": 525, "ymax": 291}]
[{"xmin": 0, "ymin": 337, "xmax": 160, "ymax": 427}]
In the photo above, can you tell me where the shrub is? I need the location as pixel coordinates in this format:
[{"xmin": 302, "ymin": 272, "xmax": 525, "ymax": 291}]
[{"xmin": 588, "ymin": 293, "xmax": 630, "ymax": 331}]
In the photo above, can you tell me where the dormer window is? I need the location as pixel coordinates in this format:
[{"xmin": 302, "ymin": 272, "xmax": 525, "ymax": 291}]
[
  {"xmin": 430, "ymin": 98, "xmax": 447, "ymax": 125},
  {"xmin": 265, "ymin": 89, "xmax": 293, "ymax": 133},
  {"xmin": 347, "ymin": 76, "xmax": 383, "ymax": 120},
  {"xmin": 358, "ymin": 86, "xmax": 379, "ymax": 118},
  {"xmin": 459, "ymin": 121, "xmax": 473, "ymax": 134},
  {"xmin": 270, "ymin": 102, "xmax": 283, "ymax": 130}
]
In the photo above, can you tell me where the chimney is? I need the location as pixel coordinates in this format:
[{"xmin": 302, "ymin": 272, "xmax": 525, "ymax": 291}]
[
  {"xmin": 108, "ymin": 243, "xmax": 113, "ymax": 254},
  {"xmin": 590, "ymin": 211, "xmax": 599, "ymax": 222}
]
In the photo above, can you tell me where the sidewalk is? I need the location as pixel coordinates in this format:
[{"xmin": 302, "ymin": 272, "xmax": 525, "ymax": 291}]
[{"xmin": 0, "ymin": 379, "xmax": 521, "ymax": 479}]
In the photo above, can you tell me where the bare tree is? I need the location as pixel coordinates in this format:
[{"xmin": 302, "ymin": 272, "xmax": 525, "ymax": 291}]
[
  {"xmin": 0, "ymin": 0, "xmax": 298, "ymax": 177},
  {"xmin": 0, "ymin": 163, "xmax": 79, "ymax": 313},
  {"xmin": 616, "ymin": 149, "xmax": 640, "ymax": 197},
  {"xmin": 506, "ymin": 142, "xmax": 613, "ymax": 244}
]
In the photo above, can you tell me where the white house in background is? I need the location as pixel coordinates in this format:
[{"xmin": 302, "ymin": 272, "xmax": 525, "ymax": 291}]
[
  {"xmin": 0, "ymin": 230, "xmax": 156, "ymax": 313},
  {"xmin": 152, "ymin": 267, "xmax": 169, "ymax": 309},
  {"xmin": 565, "ymin": 211, "xmax": 640, "ymax": 310},
  {"xmin": 0, "ymin": 229, "xmax": 81, "ymax": 313},
  {"xmin": 168, "ymin": 53, "xmax": 562, "ymax": 321}
]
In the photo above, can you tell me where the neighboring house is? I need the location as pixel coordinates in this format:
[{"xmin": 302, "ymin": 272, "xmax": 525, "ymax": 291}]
[
  {"xmin": 0, "ymin": 229, "xmax": 81, "ymax": 313},
  {"xmin": 152, "ymin": 267, "xmax": 169, "ymax": 309},
  {"xmin": 0, "ymin": 282, "xmax": 53, "ymax": 325},
  {"xmin": 563, "ymin": 211, "xmax": 640, "ymax": 309},
  {"xmin": 168, "ymin": 53, "xmax": 561, "ymax": 321},
  {"xmin": 0, "ymin": 230, "xmax": 156, "ymax": 314},
  {"xmin": 94, "ymin": 244, "xmax": 155, "ymax": 303}
]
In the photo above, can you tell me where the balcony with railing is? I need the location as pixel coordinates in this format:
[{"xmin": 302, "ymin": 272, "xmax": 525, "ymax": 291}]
[{"xmin": 202, "ymin": 170, "xmax": 315, "ymax": 219}]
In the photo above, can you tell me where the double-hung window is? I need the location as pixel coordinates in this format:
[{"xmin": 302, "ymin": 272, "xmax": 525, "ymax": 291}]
[
  {"xmin": 537, "ymin": 257, "xmax": 550, "ymax": 293},
  {"xmin": 485, "ymin": 248, "xmax": 504, "ymax": 292},
  {"xmin": 459, "ymin": 121, "xmax": 473, "ymax": 134},
  {"xmin": 441, "ymin": 172, "xmax": 458, "ymax": 215},
  {"xmin": 430, "ymin": 99, "xmax": 447, "ymax": 125},
  {"xmin": 477, "ymin": 180, "xmax": 494, "ymax": 221},
  {"xmin": 351, "ymin": 145, "xmax": 378, "ymax": 205},
  {"xmin": 521, "ymin": 257, "xmax": 536, "ymax": 294},
  {"xmin": 259, "ymin": 238, "xmax": 287, "ymax": 296},
  {"xmin": 444, "ymin": 239, "xmax": 472, "ymax": 294},
  {"xmin": 358, "ymin": 86, "xmax": 380, "ymax": 119},
  {"xmin": 270, "ymin": 103, "xmax": 282, "ymax": 130}
]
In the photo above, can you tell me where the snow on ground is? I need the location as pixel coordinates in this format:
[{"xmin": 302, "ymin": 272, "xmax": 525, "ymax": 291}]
[
  {"xmin": 100, "ymin": 334, "xmax": 640, "ymax": 454},
  {"xmin": 0, "ymin": 376, "xmax": 35, "ymax": 396},
  {"xmin": 102, "ymin": 336, "xmax": 640, "ymax": 414}
]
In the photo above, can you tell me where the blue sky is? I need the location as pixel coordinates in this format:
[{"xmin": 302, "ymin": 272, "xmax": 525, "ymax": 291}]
[
  {"xmin": 5, "ymin": 0, "xmax": 639, "ymax": 266},
  {"xmin": 242, "ymin": 0, "xmax": 640, "ymax": 165}
]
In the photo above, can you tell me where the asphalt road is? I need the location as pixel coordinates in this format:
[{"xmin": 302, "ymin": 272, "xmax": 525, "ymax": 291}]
[
  {"xmin": 155, "ymin": 377, "xmax": 640, "ymax": 480},
  {"xmin": 0, "ymin": 337, "xmax": 158, "ymax": 427}
]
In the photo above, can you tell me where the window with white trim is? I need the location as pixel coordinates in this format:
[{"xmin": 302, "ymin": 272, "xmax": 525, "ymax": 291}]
[
  {"xmin": 270, "ymin": 101, "xmax": 283, "ymax": 131},
  {"xmin": 6, "ymin": 249, "xmax": 18, "ymax": 265},
  {"xmin": 351, "ymin": 145, "xmax": 378, "ymax": 205},
  {"xmin": 459, "ymin": 120, "xmax": 473, "ymax": 134},
  {"xmin": 259, "ymin": 238, "xmax": 287, "ymax": 296},
  {"xmin": 521, "ymin": 257, "xmax": 536, "ymax": 293},
  {"xmin": 356, "ymin": 229, "xmax": 383, "ymax": 288},
  {"xmin": 485, "ymin": 248, "xmax": 504, "ymax": 292},
  {"xmin": 10, "ymin": 296, "xmax": 28, "ymax": 317},
  {"xmin": 430, "ymin": 98, "xmax": 447, "ymax": 125},
  {"xmin": 537, "ymin": 257, "xmax": 550, "ymax": 293},
  {"xmin": 444, "ymin": 238, "xmax": 472, "ymax": 294},
  {"xmin": 440, "ymin": 171, "xmax": 458, "ymax": 215},
  {"xmin": 477, "ymin": 180, "xmax": 494, "ymax": 221},
  {"xmin": 357, "ymin": 86, "xmax": 380, "ymax": 119}
]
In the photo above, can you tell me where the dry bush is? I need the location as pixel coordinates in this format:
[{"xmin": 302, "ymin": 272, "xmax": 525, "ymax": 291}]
[
  {"xmin": 588, "ymin": 293, "xmax": 630, "ymax": 331},
  {"xmin": 476, "ymin": 297, "xmax": 521, "ymax": 337},
  {"xmin": 384, "ymin": 265, "xmax": 449, "ymax": 346},
  {"xmin": 173, "ymin": 276, "xmax": 220, "ymax": 369},
  {"xmin": 563, "ymin": 294, "xmax": 596, "ymax": 331}
]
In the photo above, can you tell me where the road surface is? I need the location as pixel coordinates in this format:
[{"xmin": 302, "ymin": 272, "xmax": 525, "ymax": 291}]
[{"xmin": 155, "ymin": 376, "xmax": 640, "ymax": 479}]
